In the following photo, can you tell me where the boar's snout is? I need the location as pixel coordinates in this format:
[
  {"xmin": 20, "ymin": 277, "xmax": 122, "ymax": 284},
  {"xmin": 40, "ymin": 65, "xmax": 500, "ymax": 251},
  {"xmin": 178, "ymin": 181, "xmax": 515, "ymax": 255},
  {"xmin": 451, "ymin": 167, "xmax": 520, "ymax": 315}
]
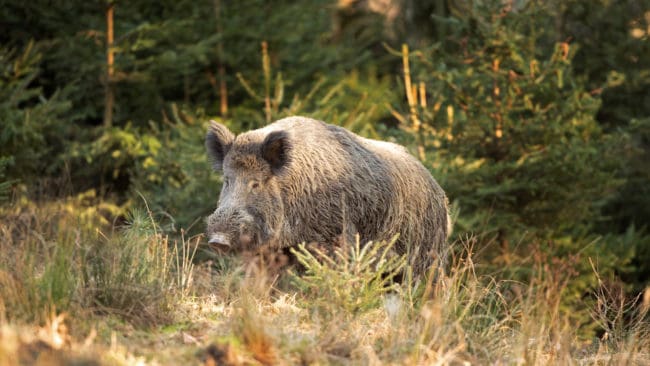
[
  {"xmin": 206, "ymin": 207, "xmax": 259, "ymax": 250},
  {"xmin": 208, "ymin": 232, "xmax": 231, "ymax": 247}
]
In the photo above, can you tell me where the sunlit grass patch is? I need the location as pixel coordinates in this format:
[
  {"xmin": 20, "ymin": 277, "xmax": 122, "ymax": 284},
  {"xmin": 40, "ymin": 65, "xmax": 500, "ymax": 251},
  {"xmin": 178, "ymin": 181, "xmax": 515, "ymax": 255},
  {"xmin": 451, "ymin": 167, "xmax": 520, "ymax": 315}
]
[{"xmin": 0, "ymin": 194, "xmax": 198, "ymax": 328}]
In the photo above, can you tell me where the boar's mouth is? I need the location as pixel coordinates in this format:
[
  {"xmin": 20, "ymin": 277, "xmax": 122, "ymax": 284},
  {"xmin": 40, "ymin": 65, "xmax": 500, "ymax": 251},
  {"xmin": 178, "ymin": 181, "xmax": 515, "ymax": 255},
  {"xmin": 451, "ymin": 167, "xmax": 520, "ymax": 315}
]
[
  {"xmin": 208, "ymin": 232, "xmax": 231, "ymax": 248},
  {"xmin": 208, "ymin": 231, "xmax": 257, "ymax": 251}
]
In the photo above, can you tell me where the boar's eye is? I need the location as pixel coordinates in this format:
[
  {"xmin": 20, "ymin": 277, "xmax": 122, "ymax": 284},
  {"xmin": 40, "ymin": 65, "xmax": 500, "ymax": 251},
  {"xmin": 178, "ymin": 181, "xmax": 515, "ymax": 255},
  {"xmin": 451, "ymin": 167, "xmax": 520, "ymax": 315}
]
[
  {"xmin": 223, "ymin": 177, "xmax": 231, "ymax": 187},
  {"xmin": 249, "ymin": 180, "xmax": 260, "ymax": 190}
]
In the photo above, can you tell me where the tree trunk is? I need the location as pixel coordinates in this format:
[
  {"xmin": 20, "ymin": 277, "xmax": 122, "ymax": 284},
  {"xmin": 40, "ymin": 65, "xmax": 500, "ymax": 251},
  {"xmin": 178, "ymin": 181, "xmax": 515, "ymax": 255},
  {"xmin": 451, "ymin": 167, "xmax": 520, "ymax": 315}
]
[
  {"xmin": 213, "ymin": 0, "xmax": 228, "ymax": 117},
  {"xmin": 103, "ymin": 2, "xmax": 115, "ymax": 128}
]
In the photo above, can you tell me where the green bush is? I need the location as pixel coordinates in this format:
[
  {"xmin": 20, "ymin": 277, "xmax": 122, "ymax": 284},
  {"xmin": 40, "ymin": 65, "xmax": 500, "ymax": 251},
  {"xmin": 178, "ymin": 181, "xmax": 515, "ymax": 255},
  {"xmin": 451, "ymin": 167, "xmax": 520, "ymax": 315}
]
[
  {"xmin": 0, "ymin": 157, "xmax": 14, "ymax": 202},
  {"xmin": 394, "ymin": 0, "xmax": 639, "ymax": 336},
  {"xmin": 0, "ymin": 42, "xmax": 72, "ymax": 182},
  {"xmin": 290, "ymin": 237, "xmax": 406, "ymax": 317}
]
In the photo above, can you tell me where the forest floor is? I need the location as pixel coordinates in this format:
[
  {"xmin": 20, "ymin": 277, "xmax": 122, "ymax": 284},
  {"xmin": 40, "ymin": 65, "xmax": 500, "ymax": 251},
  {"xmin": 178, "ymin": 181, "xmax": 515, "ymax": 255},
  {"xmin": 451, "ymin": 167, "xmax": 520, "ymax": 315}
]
[{"xmin": 1, "ymin": 197, "xmax": 649, "ymax": 365}]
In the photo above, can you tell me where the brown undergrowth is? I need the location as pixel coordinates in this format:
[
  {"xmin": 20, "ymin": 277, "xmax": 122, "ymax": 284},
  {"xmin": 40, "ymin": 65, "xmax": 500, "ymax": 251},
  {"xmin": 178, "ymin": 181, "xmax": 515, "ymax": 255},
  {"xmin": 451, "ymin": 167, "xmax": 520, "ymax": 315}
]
[{"xmin": 1, "ymin": 195, "xmax": 648, "ymax": 365}]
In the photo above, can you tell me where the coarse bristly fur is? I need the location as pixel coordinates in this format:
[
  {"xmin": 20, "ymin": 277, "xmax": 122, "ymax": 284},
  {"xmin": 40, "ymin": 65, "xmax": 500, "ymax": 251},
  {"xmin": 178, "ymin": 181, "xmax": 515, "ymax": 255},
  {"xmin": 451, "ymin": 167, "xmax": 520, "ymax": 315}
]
[{"xmin": 205, "ymin": 116, "xmax": 450, "ymax": 276}]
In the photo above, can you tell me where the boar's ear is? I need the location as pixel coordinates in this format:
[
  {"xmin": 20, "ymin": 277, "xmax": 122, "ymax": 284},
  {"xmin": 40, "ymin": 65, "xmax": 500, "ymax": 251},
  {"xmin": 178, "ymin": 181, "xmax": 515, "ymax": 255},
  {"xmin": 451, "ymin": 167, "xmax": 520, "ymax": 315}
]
[
  {"xmin": 206, "ymin": 120, "xmax": 235, "ymax": 171},
  {"xmin": 261, "ymin": 131, "xmax": 291, "ymax": 174}
]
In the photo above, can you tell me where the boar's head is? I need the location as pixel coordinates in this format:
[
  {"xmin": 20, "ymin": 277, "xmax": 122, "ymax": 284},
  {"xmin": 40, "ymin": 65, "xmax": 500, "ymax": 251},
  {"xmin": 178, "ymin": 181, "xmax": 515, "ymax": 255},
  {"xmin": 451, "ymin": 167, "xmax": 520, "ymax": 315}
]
[{"xmin": 205, "ymin": 121, "xmax": 290, "ymax": 251}]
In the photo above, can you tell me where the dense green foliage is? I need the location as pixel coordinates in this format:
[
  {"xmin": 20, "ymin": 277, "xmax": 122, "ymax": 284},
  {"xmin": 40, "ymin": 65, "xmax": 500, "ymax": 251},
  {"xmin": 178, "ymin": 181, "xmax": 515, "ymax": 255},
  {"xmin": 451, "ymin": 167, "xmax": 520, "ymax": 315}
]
[
  {"xmin": 1, "ymin": 0, "xmax": 649, "ymax": 338},
  {"xmin": 0, "ymin": 41, "xmax": 71, "ymax": 180},
  {"xmin": 397, "ymin": 1, "xmax": 642, "ymax": 329}
]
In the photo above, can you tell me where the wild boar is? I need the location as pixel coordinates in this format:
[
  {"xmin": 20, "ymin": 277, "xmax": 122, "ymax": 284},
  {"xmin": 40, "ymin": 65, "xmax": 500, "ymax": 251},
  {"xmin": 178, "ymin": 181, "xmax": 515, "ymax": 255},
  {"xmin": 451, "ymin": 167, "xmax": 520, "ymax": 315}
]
[{"xmin": 205, "ymin": 116, "xmax": 449, "ymax": 276}]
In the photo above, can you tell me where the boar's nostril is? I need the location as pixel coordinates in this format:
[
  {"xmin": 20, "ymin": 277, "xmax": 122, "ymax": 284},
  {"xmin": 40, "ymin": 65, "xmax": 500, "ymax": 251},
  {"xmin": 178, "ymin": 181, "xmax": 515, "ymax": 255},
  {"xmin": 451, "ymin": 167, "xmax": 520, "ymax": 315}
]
[{"xmin": 208, "ymin": 232, "xmax": 231, "ymax": 247}]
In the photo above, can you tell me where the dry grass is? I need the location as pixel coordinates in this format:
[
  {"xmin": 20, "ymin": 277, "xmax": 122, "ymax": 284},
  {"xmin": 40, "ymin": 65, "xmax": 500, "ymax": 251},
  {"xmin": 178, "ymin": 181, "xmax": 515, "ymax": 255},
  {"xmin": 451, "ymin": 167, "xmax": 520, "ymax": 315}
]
[{"xmin": 1, "ymin": 195, "xmax": 648, "ymax": 365}]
